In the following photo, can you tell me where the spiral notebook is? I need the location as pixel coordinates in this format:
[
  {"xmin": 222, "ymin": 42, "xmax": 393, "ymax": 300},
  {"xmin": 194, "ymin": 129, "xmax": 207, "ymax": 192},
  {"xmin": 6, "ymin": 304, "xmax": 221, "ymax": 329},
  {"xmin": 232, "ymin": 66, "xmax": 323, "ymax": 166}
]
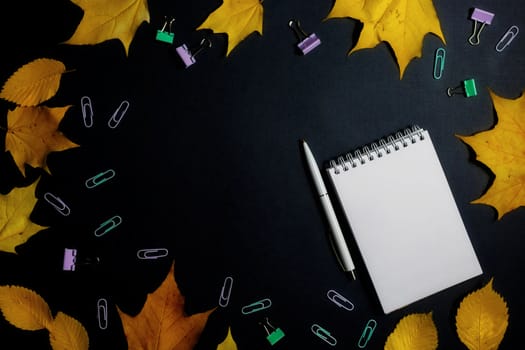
[{"xmin": 326, "ymin": 126, "xmax": 482, "ymax": 314}]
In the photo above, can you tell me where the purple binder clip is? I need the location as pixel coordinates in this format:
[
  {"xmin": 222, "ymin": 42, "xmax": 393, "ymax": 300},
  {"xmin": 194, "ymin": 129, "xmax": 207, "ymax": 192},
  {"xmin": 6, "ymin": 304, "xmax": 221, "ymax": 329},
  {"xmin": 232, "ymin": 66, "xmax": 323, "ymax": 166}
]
[
  {"xmin": 469, "ymin": 8, "xmax": 495, "ymax": 45},
  {"xmin": 289, "ymin": 20, "xmax": 321, "ymax": 55},
  {"xmin": 175, "ymin": 38, "xmax": 211, "ymax": 68},
  {"xmin": 63, "ymin": 248, "xmax": 77, "ymax": 271},
  {"xmin": 62, "ymin": 248, "xmax": 100, "ymax": 271}
]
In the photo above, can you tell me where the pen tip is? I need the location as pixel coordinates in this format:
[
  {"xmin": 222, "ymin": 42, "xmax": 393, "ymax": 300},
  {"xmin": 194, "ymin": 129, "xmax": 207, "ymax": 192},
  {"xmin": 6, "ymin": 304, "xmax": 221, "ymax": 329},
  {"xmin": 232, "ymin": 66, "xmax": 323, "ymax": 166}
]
[{"xmin": 349, "ymin": 270, "xmax": 357, "ymax": 280}]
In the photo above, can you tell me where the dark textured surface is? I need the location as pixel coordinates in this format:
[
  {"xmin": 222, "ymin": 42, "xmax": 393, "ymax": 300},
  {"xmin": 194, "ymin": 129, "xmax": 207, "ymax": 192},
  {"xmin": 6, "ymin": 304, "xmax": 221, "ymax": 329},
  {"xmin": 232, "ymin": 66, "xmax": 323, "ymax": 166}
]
[{"xmin": 0, "ymin": 0, "xmax": 524, "ymax": 349}]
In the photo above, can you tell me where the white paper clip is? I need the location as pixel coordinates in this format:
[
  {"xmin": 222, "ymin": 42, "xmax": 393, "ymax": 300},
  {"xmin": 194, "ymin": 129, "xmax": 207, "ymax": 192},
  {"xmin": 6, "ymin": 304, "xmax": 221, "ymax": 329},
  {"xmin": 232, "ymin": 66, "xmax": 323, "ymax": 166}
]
[
  {"xmin": 85, "ymin": 169, "xmax": 116, "ymax": 189},
  {"xmin": 44, "ymin": 192, "xmax": 71, "ymax": 216},
  {"xmin": 496, "ymin": 25, "xmax": 519, "ymax": 52},
  {"xmin": 97, "ymin": 298, "xmax": 108, "ymax": 330},
  {"xmin": 311, "ymin": 324, "xmax": 337, "ymax": 346},
  {"xmin": 327, "ymin": 289, "xmax": 354, "ymax": 311},
  {"xmin": 241, "ymin": 298, "xmax": 272, "ymax": 314},
  {"xmin": 137, "ymin": 248, "xmax": 169, "ymax": 259},
  {"xmin": 219, "ymin": 276, "xmax": 233, "ymax": 307},
  {"xmin": 108, "ymin": 100, "xmax": 129, "ymax": 129},
  {"xmin": 94, "ymin": 216, "xmax": 122, "ymax": 237},
  {"xmin": 81, "ymin": 96, "xmax": 93, "ymax": 128},
  {"xmin": 358, "ymin": 319, "xmax": 377, "ymax": 348}
]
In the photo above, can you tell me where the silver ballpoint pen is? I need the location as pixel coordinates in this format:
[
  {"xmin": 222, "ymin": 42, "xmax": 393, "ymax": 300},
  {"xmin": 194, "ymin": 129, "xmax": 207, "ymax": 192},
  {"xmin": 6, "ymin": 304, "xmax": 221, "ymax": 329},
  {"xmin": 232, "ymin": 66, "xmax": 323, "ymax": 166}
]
[{"xmin": 302, "ymin": 140, "xmax": 356, "ymax": 280}]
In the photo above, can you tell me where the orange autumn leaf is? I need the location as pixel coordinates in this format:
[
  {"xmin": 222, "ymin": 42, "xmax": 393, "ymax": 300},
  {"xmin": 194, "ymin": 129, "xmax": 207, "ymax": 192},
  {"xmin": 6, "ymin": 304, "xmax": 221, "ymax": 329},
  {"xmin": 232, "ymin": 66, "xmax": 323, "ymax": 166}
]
[
  {"xmin": 117, "ymin": 261, "xmax": 215, "ymax": 350},
  {"xmin": 326, "ymin": 0, "xmax": 445, "ymax": 78},
  {"xmin": 197, "ymin": 0, "xmax": 263, "ymax": 56},
  {"xmin": 458, "ymin": 90, "xmax": 525, "ymax": 219},
  {"xmin": 65, "ymin": 0, "xmax": 150, "ymax": 55},
  {"xmin": 0, "ymin": 58, "xmax": 66, "ymax": 107},
  {"xmin": 5, "ymin": 106, "xmax": 79, "ymax": 176},
  {"xmin": 0, "ymin": 180, "xmax": 47, "ymax": 254}
]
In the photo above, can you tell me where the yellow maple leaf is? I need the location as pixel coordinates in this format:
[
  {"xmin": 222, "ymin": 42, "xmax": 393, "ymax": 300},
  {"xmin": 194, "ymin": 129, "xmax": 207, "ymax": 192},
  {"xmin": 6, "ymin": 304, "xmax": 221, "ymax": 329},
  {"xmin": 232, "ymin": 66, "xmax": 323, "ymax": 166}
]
[
  {"xmin": 384, "ymin": 313, "xmax": 438, "ymax": 350},
  {"xmin": 217, "ymin": 327, "xmax": 238, "ymax": 350},
  {"xmin": 5, "ymin": 106, "xmax": 79, "ymax": 177},
  {"xmin": 197, "ymin": 0, "xmax": 263, "ymax": 56},
  {"xmin": 457, "ymin": 90, "xmax": 525, "ymax": 219},
  {"xmin": 117, "ymin": 261, "xmax": 215, "ymax": 350},
  {"xmin": 0, "ymin": 286, "xmax": 89, "ymax": 350},
  {"xmin": 65, "ymin": 0, "xmax": 150, "ymax": 56},
  {"xmin": 0, "ymin": 180, "xmax": 47, "ymax": 254},
  {"xmin": 326, "ymin": 0, "xmax": 445, "ymax": 78},
  {"xmin": 456, "ymin": 279, "xmax": 508, "ymax": 350},
  {"xmin": 0, "ymin": 58, "xmax": 66, "ymax": 107}
]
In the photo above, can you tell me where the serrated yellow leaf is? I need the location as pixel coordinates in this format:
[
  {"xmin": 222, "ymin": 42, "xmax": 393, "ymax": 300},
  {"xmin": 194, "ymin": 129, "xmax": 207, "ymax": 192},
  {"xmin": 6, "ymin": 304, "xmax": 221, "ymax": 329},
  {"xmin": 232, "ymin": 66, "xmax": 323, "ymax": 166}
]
[
  {"xmin": 0, "ymin": 58, "xmax": 66, "ymax": 107},
  {"xmin": 0, "ymin": 180, "xmax": 47, "ymax": 253},
  {"xmin": 326, "ymin": 0, "xmax": 445, "ymax": 78},
  {"xmin": 48, "ymin": 312, "xmax": 89, "ymax": 350},
  {"xmin": 65, "ymin": 0, "xmax": 150, "ymax": 56},
  {"xmin": 385, "ymin": 313, "xmax": 438, "ymax": 350},
  {"xmin": 456, "ymin": 279, "xmax": 508, "ymax": 350},
  {"xmin": 457, "ymin": 90, "xmax": 525, "ymax": 219},
  {"xmin": 0, "ymin": 286, "xmax": 53, "ymax": 331},
  {"xmin": 117, "ymin": 261, "xmax": 215, "ymax": 350},
  {"xmin": 197, "ymin": 0, "xmax": 263, "ymax": 56},
  {"xmin": 6, "ymin": 106, "xmax": 79, "ymax": 177},
  {"xmin": 217, "ymin": 327, "xmax": 237, "ymax": 350}
]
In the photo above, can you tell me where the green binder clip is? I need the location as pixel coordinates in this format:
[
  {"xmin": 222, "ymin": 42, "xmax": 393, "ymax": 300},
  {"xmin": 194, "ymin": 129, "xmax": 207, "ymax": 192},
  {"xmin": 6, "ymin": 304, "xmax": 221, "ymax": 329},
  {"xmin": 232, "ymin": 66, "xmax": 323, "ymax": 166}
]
[
  {"xmin": 260, "ymin": 318, "xmax": 285, "ymax": 345},
  {"xmin": 447, "ymin": 78, "xmax": 477, "ymax": 98},
  {"xmin": 156, "ymin": 17, "xmax": 175, "ymax": 44}
]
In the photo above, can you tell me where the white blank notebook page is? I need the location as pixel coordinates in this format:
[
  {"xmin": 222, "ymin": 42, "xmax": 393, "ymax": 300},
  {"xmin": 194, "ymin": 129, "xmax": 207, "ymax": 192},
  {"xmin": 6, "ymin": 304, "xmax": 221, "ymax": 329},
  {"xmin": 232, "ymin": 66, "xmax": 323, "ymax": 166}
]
[{"xmin": 326, "ymin": 129, "xmax": 482, "ymax": 314}]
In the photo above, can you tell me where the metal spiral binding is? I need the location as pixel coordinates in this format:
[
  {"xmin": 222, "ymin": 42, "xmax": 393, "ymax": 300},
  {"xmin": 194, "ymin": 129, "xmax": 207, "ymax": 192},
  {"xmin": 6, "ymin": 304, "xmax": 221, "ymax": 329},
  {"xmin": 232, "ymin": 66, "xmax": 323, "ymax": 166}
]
[{"xmin": 329, "ymin": 125, "xmax": 424, "ymax": 174}]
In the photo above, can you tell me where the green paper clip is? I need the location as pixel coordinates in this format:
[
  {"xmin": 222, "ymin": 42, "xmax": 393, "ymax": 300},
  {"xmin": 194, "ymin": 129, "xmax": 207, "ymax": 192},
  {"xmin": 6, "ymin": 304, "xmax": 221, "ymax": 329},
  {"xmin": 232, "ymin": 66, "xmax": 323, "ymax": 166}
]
[
  {"xmin": 447, "ymin": 78, "xmax": 477, "ymax": 98},
  {"xmin": 311, "ymin": 324, "xmax": 337, "ymax": 346},
  {"xmin": 260, "ymin": 318, "xmax": 285, "ymax": 345},
  {"xmin": 433, "ymin": 47, "xmax": 445, "ymax": 79},
  {"xmin": 358, "ymin": 319, "xmax": 377, "ymax": 348},
  {"xmin": 241, "ymin": 298, "xmax": 271, "ymax": 314},
  {"xmin": 156, "ymin": 17, "xmax": 175, "ymax": 44},
  {"xmin": 94, "ymin": 215, "xmax": 122, "ymax": 237},
  {"xmin": 85, "ymin": 169, "xmax": 116, "ymax": 189}
]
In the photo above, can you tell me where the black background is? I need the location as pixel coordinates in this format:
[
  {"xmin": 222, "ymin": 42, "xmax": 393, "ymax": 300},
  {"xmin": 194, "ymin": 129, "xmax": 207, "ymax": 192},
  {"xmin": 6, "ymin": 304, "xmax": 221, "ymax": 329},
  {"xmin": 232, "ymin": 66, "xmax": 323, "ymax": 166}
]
[{"xmin": 1, "ymin": 0, "xmax": 524, "ymax": 349}]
